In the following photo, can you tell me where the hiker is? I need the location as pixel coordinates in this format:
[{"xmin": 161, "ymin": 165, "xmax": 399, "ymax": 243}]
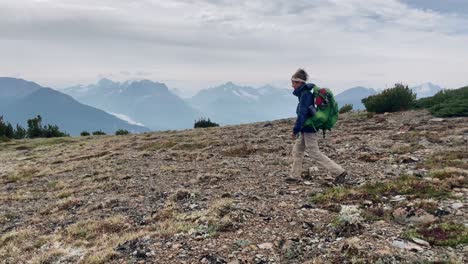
[{"xmin": 289, "ymin": 68, "xmax": 347, "ymax": 184}]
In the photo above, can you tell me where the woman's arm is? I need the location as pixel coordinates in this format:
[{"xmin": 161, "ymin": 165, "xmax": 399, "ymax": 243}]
[{"xmin": 293, "ymin": 91, "xmax": 312, "ymax": 135}]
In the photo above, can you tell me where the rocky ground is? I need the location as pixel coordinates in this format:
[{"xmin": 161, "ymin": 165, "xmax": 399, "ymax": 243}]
[{"xmin": 0, "ymin": 110, "xmax": 467, "ymax": 264}]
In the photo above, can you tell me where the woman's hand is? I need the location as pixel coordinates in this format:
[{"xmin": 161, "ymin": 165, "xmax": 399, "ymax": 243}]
[{"xmin": 292, "ymin": 133, "xmax": 297, "ymax": 140}]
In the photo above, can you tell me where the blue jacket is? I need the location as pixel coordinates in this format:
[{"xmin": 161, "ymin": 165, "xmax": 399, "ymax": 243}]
[{"xmin": 293, "ymin": 83, "xmax": 317, "ymax": 135}]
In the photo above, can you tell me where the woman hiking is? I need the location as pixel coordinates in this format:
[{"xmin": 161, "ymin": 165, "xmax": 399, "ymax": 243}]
[{"xmin": 287, "ymin": 68, "xmax": 347, "ymax": 184}]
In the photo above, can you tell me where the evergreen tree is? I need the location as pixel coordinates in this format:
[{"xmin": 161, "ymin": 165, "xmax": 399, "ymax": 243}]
[
  {"xmin": 5, "ymin": 123, "xmax": 14, "ymax": 139},
  {"xmin": 14, "ymin": 124, "xmax": 26, "ymax": 139},
  {"xmin": 27, "ymin": 115, "xmax": 43, "ymax": 138},
  {"xmin": 0, "ymin": 116, "xmax": 5, "ymax": 137}
]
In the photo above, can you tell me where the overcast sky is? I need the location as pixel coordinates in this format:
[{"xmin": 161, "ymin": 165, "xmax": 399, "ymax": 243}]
[{"xmin": 1, "ymin": 0, "xmax": 467, "ymax": 93}]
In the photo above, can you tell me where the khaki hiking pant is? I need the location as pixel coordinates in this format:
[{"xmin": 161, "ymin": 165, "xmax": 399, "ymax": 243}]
[{"xmin": 291, "ymin": 132, "xmax": 345, "ymax": 178}]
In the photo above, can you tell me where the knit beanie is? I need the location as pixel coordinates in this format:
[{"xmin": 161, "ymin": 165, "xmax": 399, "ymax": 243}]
[{"xmin": 291, "ymin": 69, "xmax": 308, "ymax": 83}]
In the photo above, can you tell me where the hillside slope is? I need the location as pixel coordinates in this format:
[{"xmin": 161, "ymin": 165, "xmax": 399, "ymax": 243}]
[{"xmin": 0, "ymin": 110, "xmax": 467, "ymax": 263}]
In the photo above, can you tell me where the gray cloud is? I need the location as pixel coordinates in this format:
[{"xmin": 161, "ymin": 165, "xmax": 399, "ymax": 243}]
[{"xmin": 0, "ymin": 0, "xmax": 467, "ymax": 92}]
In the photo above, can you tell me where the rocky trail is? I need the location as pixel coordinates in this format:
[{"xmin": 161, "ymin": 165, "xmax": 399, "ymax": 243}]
[{"xmin": 0, "ymin": 110, "xmax": 467, "ymax": 263}]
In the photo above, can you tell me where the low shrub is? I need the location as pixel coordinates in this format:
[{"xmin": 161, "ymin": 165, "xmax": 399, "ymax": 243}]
[
  {"xmin": 362, "ymin": 84, "xmax": 416, "ymax": 113},
  {"xmin": 194, "ymin": 118, "xmax": 219, "ymax": 128},
  {"xmin": 115, "ymin": 129, "xmax": 130, "ymax": 136},
  {"xmin": 339, "ymin": 104, "xmax": 353, "ymax": 114},
  {"xmin": 92, "ymin": 131, "xmax": 106, "ymax": 136}
]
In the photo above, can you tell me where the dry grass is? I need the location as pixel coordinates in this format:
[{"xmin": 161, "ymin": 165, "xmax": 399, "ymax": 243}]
[
  {"xmin": 5, "ymin": 166, "xmax": 40, "ymax": 183},
  {"xmin": 423, "ymin": 150, "xmax": 468, "ymax": 170},
  {"xmin": 389, "ymin": 143, "xmax": 423, "ymax": 154},
  {"xmin": 0, "ymin": 229, "xmax": 48, "ymax": 262},
  {"xmin": 222, "ymin": 144, "xmax": 258, "ymax": 157},
  {"xmin": 151, "ymin": 198, "xmax": 235, "ymax": 237},
  {"xmin": 32, "ymin": 249, "xmax": 67, "ymax": 264},
  {"xmin": 159, "ymin": 165, "xmax": 178, "ymax": 173},
  {"xmin": 56, "ymin": 189, "xmax": 73, "ymax": 199},
  {"xmin": 64, "ymin": 215, "xmax": 130, "ymax": 247},
  {"xmin": 210, "ymin": 198, "xmax": 234, "ymax": 217},
  {"xmin": 172, "ymin": 141, "xmax": 210, "ymax": 151},
  {"xmin": 152, "ymin": 203, "xmax": 198, "ymax": 235},
  {"xmin": 42, "ymin": 197, "xmax": 82, "ymax": 215},
  {"xmin": 140, "ymin": 140, "xmax": 177, "ymax": 151},
  {"xmin": 0, "ymin": 190, "xmax": 37, "ymax": 202},
  {"xmin": 429, "ymin": 168, "xmax": 468, "ymax": 188},
  {"xmin": 0, "ymin": 137, "xmax": 79, "ymax": 152}
]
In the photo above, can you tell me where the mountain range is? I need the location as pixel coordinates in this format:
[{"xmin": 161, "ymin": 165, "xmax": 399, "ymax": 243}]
[
  {"xmin": 411, "ymin": 82, "xmax": 443, "ymax": 99},
  {"xmin": 1, "ymin": 77, "xmax": 447, "ymax": 135},
  {"xmin": 333, "ymin": 83, "xmax": 443, "ymax": 110},
  {"xmin": 0, "ymin": 78, "xmax": 149, "ymax": 136},
  {"xmin": 335, "ymin": 86, "xmax": 378, "ymax": 110},
  {"xmin": 63, "ymin": 79, "xmax": 199, "ymax": 130},
  {"xmin": 63, "ymin": 80, "xmax": 298, "ymax": 127},
  {"xmin": 187, "ymin": 82, "xmax": 297, "ymax": 125}
]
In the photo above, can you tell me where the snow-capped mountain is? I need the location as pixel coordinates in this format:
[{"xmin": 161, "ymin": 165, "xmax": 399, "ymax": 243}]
[
  {"xmin": 188, "ymin": 82, "xmax": 297, "ymax": 124},
  {"xmin": 411, "ymin": 82, "xmax": 443, "ymax": 99},
  {"xmin": 63, "ymin": 79, "xmax": 200, "ymax": 130},
  {"xmin": 0, "ymin": 77, "xmax": 150, "ymax": 135}
]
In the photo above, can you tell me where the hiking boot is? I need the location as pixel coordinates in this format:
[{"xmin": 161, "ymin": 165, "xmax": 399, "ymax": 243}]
[
  {"xmin": 285, "ymin": 177, "xmax": 302, "ymax": 184},
  {"xmin": 333, "ymin": 171, "xmax": 347, "ymax": 185}
]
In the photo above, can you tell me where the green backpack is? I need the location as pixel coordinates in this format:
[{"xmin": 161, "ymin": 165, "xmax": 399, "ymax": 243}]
[{"xmin": 304, "ymin": 85, "xmax": 339, "ymax": 137}]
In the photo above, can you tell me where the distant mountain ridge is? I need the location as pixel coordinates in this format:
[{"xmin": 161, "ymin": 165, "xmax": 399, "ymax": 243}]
[
  {"xmin": 335, "ymin": 83, "xmax": 443, "ymax": 110},
  {"xmin": 0, "ymin": 77, "xmax": 149, "ymax": 135},
  {"xmin": 188, "ymin": 82, "xmax": 297, "ymax": 125},
  {"xmin": 335, "ymin": 87, "xmax": 378, "ymax": 110},
  {"xmin": 63, "ymin": 79, "xmax": 200, "ymax": 131},
  {"xmin": 2, "ymin": 77, "xmax": 445, "ymax": 136},
  {"xmin": 411, "ymin": 82, "xmax": 443, "ymax": 99}
]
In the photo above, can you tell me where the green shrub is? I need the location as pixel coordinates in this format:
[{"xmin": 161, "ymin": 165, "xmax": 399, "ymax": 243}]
[
  {"xmin": 41, "ymin": 125, "xmax": 68, "ymax": 138},
  {"xmin": 194, "ymin": 118, "xmax": 219, "ymax": 128},
  {"xmin": 415, "ymin": 86, "xmax": 468, "ymax": 117},
  {"xmin": 339, "ymin": 104, "xmax": 353, "ymax": 114},
  {"xmin": 1, "ymin": 115, "xmax": 67, "ymax": 139},
  {"xmin": 115, "ymin": 129, "xmax": 130, "ymax": 136},
  {"xmin": 92, "ymin": 130, "xmax": 106, "ymax": 136},
  {"xmin": 80, "ymin": 131, "xmax": 90, "ymax": 136},
  {"xmin": 362, "ymin": 84, "xmax": 416, "ymax": 113},
  {"xmin": 26, "ymin": 115, "xmax": 68, "ymax": 138}
]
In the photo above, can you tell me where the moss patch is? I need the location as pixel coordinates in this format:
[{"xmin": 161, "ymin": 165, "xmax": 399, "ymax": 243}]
[
  {"xmin": 312, "ymin": 175, "xmax": 451, "ymax": 205},
  {"xmin": 403, "ymin": 222, "xmax": 468, "ymax": 247}
]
